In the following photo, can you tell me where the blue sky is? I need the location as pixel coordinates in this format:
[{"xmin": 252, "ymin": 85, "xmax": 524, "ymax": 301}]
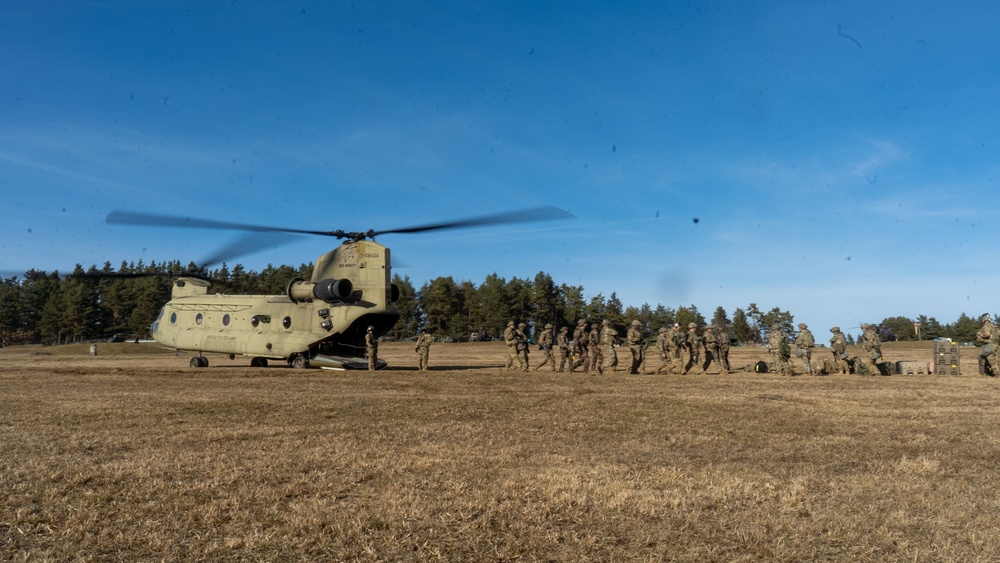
[{"xmin": 2, "ymin": 1, "xmax": 998, "ymax": 338}]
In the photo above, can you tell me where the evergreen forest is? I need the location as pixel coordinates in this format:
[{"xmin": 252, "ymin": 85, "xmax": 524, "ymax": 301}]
[{"xmin": 0, "ymin": 261, "xmax": 986, "ymax": 346}]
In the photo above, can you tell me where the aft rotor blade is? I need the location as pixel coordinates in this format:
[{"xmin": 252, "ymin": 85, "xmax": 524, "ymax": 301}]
[
  {"xmin": 106, "ymin": 210, "xmax": 337, "ymax": 237},
  {"xmin": 373, "ymin": 205, "xmax": 575, "ymax": 236}
]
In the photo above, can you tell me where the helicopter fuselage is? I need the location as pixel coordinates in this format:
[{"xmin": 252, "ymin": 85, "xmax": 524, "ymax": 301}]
[{"xmin": 150, "ymin": 239, "xmax": 400, "ymax": 368}]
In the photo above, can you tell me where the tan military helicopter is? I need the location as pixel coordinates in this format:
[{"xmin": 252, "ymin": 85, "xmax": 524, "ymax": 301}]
[{"xmin": 106, "ymin": 207, "xmax": 572, "ymax": 369}]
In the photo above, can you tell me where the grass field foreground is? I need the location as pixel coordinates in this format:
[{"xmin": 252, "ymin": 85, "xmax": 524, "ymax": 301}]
[{"xmin": 2, "ymin": 341, "xmax": 1000, "ymax": 561}]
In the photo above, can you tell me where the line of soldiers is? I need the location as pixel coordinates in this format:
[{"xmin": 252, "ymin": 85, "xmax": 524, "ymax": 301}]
[
  {"xmin": 505, "ymin": 319, "xmax": 736, "ymax": 375},
  {"xmin": 504, "ymin": 319, "xmax": 897, "ymax": 376}
]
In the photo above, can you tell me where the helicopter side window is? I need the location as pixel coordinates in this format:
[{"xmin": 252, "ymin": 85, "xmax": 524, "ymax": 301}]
[
  {"xmin": 223, "ymin": 314, "xmax": 231, "ymax": 326},
  {"xmin": 170, "ymin": 312, "xmax": 177, "ymax": 324},
  {"xmin": 195, "ymin": 313, "xmax": 204, "ymax": 325},
  {"xmin": 283, "ymin": 316, "xmax": 292, "ymax": 329}
]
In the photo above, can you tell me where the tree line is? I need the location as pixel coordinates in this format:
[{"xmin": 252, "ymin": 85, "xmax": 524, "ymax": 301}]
[{"xmin": 0, "ymin": 261, "xmax": 987, "ymax": 346}]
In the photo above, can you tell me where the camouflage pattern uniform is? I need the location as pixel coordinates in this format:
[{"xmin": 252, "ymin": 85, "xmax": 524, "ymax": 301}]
[
  {"xmin": 717, "ymin": 325, "xmax": 732, "ymax": 373},
  {"xmin": 517, "ymin": 323, "xmax": 530, "ymax": 372},
  {"xmin": 557, "ymin": 327, "xmax": 571, "ymax": 372},
  {"xmin": 860, "ymin": 323, "xmax": 882, "ymax": 376},
  {"xmin": 365, "ymin": 326, "xmax": 378, "ymax": 371},
  {"xmin": 589, "ymin": 323, "xmax": 603, "ymax": 374},
  {"xmin": 415, "ymin": 329, "xmax": 432, "ymax": 371},
  {"xmin": 682, "ymin": 323, "xmax": 701, "ymax": 374},
  {"xmin": 504, "ymin": 321, "xmax": 522, "ymax": 371},
  {"xmin": 767, "ymin": 324, "xmax": 792, "ymax": 375},
  {"xmin": 536, "ymin": 323, "xmax": 556, "ymax": 371},
  {"xmin": 601, "ymin": 320, "xmax": 618, "ymax": 373},
  {"xmin": 829, "ymin": 326, "xmax": 849, "ymax": 374},
  {"xmin": 627, "ymin": 320, "xmax": 644, "ymax": 374},
  {"xmin": 667, "ymin": 324, "xmax": 684, "ymax": 373},
  {"xmin": 794, "ymin": 323, "xmax": 815, "ymax": 375},
  {"xmin": 975, "ymin": 314, "xmax": 999, "ymax": 376},
  {"xmin": 701, "ymin": 326, "xmax": 720, "ymax": 373},
  {"xmin": 655, "ymin": 327, "xmax": 672, "ymax": 374},
  {"xmin": 571, "ymin": 320, "xmax": 590, "ymax": 373}
]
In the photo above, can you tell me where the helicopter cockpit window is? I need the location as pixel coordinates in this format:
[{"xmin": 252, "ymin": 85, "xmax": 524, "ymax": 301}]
[
  {"xmin": 195, "ymin": 313, "xmax": 203, "ymax": 325},
  {"xmin": 282, "ymin": 316, "xmax": 292, "ymax": 329}
]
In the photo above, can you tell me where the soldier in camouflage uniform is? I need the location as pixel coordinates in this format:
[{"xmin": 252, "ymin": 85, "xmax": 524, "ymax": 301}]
[
  {"xmin": 627, "ymin": 320, "xmax": 644, "ymax": 374},
  {"xmin": 716, "ymin": 324, "xmax": 732, "ymax": 373},
  {"xmin": 829, "ymin": 326, "xmax": 849, "ymax": 374},
  {"xmin": 516, "ymin": 323, "xmax": 530, "ymax": 372},
  {"xmin": 700, "ymin": 325, "xmax": 720, "ymax": 374},
  {"xmin": 682, "ymin": 323, "xmax": 701, "ymax": 375},
  {"xmin": 667, "ymin": 323, "xmax": 684, "ymax": 373},
  {"xmin": 655, "ymin": 327, "xmax": 672, "ymax": 374},
  {"xmin": 535, "ymin": 323, "xmax": 556, "ymax": 371},
  {"xmin": 365, "ymin": 325, "xmax": 378, "ymax": 371},
  {"xmin": 589, "ymin": 322, "xmax": 603, "ymax": 374},
  {"xmin": 557, "ymin": 326, "xmax": 571, "ymax": 372},
  {"xmin": 975, "ymin": 314, "xmax": 999, "ymax": 376},
  {"xmin": 415, "ymin": 328, "xmax": 432, "ymax": 371},
  {"xmin": 794, "ymin": 323, "xmax": 816, "ymax": 375},
  {"xmin": 504, "ymin": 321, "xmax": 523, "ymax": 371},
  {"xmin": 859, "ymin": 323, "xmax": 882, "ymax": 376},
  {"xmin": 601, "ymin": 319, "xmax": 619, "ymax": 373},
  {"xmin": 571, "ymin": 319, "xmax": 590, "ymax": 373},
  {"xmin": 767, "ymin": 324, "xmax": 792, "ymax": 375}
]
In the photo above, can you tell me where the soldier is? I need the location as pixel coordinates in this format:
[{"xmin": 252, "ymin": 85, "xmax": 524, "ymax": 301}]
[
  {"xmin": 517, "ymin": 323, "xmax": 530, "ymax": 372},
  {"xmin": 536, "ymin": 323, "xmax": 556, "ymax": 371},
  {"xmin": 627, "ymin": 320, "xmax": 644, "ymax": 374},
  {"xmin": 667, "ymin": 323, "xmax": 684, "ymax": 373},
  {"xmin": 365, "ymin": 325, "xmax": 378, "ymax": 371},
  {"xmin": 794, "ymin": 323, "xmax": 815, "ymax": 375},
  {"xmin": 829, "ymin": 327, "xmax": 849, "ymax": 374},
  {"xmin": 860, "ymin": 323, "xmax": 882, "ymax": 375},
  {"xmin": 571, "ymin": 319, "xmax": 590, "ymax": 373},
  {"xmin": 655, "ymin": 327, "xmax": 672, "ymax": 374},
  {"xmin": 415, "ymin": 327, "xmax": 432, "ymax": 371},
  {"xmin": 589, "ymin": 321, "xmax": 603, "ymax": 374},
  {"xmin": 504, "ymin": 321, "xmax": 520, "ymax": 371},
  {"xmin": 601, "ymin": 319, "xmax": 619, "ymax": 373},
  {"xmin": 682, "ymin": 323, "xmax": 701, "ymax": 374},
  {"xmin": 716, "ymin": 324, "xmax": 732, "ymax": 373},
  {"xmin": 975, "ymin": 313, "xmax": 999, "ymax": 376},
  {"xmin": 767, "ymin": 324, "xmax": 791, "ymax": 375},
  {"xmin": 701, "ymin": 325, "xmax": 720, "ymax": 374},
  {"xmin": 556, "ymin": 326, "xmax": 571, "ymax": 372}
]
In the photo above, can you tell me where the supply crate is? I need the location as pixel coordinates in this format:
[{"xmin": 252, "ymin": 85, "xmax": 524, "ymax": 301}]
[{"xmin": 896, "ymin": 361, "xmax": 929, "ymax": 375}]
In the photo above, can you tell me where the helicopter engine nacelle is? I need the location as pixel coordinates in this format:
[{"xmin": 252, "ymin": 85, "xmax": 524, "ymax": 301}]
[
  {"xmin": 287, "ymin": 278, "xmax": 353, "ymax": 303},
  {"xmin": 313, "ymin": 278, "xmax": 353, "ymax": 302}
]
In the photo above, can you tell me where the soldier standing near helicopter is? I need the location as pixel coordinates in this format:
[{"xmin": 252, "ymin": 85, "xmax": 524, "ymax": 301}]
[
  {"xmin": 415, "ymin": 328, "xmax": 432, "ymax": 371},
  {"xmin": 366, "ymin": 325, "xmax": 378, "ymax": 371}
]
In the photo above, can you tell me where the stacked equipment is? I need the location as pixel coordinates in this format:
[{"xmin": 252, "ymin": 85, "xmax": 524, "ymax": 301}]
[{"xmin": 933, "ymin": 340, "xmax": 960, "ymax": 376}]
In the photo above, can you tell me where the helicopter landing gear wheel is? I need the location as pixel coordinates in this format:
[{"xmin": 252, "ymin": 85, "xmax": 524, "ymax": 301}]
[
  {"xmin": 190, "ymin": 356, "xmax": 208, "ymax": 368},
  {"xmin": 250, "ymin": 357, "xmax": 268, "ymax": 368},
  {"xmin": 291, "ymin": 355, "xmax": 309, "ymax": 369}
]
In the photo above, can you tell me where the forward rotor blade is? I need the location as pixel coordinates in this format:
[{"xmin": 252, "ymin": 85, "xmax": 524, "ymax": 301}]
[
  {"xmin": 197, "ymin": 232, "xmax": 302, "ymax": 270},
  {"xmin": 373, "ymin": 205, "xmax": 575, "ymax": 237},
  {"xmin": 106, "ymin": 210, "xmax": 336, "ymax": 237}
]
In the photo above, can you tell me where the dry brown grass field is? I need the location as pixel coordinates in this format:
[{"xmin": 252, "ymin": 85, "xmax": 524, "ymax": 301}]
[{"xmin": 3, "ymin": 340, "xmax": 1000, "ymax": 561}]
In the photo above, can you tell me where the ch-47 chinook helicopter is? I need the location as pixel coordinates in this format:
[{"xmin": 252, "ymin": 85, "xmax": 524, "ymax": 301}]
[{"xmin": 106, "ymin": 207, "xmax": 572, "ymax": 370}]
